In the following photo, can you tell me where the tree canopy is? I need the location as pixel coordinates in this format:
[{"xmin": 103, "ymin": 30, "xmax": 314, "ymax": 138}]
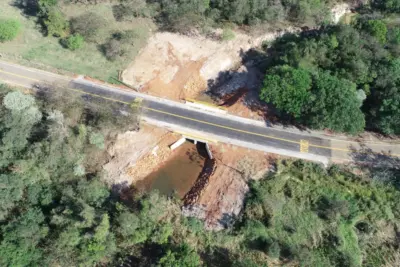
[
  {"xmin": 260, "ymin": 66, "xmax": 312, "ymax": 118},
  {"xmin": 0, "ymin": 19, "xmax": 21, "ymax": 42},
  {"xmin": 260, "ymin": 20, "xmax": 399, "ymax": 134}
]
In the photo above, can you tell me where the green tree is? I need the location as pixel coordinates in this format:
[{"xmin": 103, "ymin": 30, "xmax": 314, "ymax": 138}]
[
  {"xmin": 306, "ymin": 71, "xmax": 365, "ymax": 134},
  {"xmin": 77, "ymin": 178, "xmax": 109, "ymax": 206},
  {"xmin": 70, "ymin": 12, "xmax": 107, "ymax": 43},
  {"xmin": 63, "ymin": 34, "xmax": 84, "ymax": 50},
  {"xmin": 366, "ymin": 20, "xmax": 387, "ymax": 44},
  {"xmin": 260, "ymin": 66, "xmax": 312, "ymax": 118},
  {"xmin": 368, "ymin": 59, "xmax": 400, "ymax": 134},
  {"xmin": 151, "ymin": 223, "xmax": 174, "ymax": 244},
  {"xmin": 158, "ymin": 243, "xmax": 201, "ymax": 267},
  {"xmin": 44, "ymin": 9, "xmax": 68, "ymax": 37},
  {"xmin": 3, "ymin": 91, "xmax": 35, "ymax": 111},
  {"xmin": 0, "ymin": 174, "xmax": 24, "ymax": 220},
  {"xmin": 371, "ymin": 87, "xmax": 400, "ymax": 135},
  {"xmin": 0, "ymin": 208, "xmax": 48, "ymax": 266},
  {"xmin": 388, "ymin": 27, "xmax": 400, "ymax": 44},
  {"xmin": 376, "ymin": 0, "xmax": 400, "ymax": 12},
  {"xmin": 38, "ymin": 0, "xmax": 58, "ymax": 16},
  {"xmin": 0, "ymin": 19, "xmax": 21, "ymax": 42}
]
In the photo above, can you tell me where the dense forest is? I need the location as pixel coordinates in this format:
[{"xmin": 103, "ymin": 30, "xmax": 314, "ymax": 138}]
[
  {"xmin": 0, "ymin": 85, "xmax": 399, "ymax": 266},
  {"xmin": 260, "ymin": 17, "xmax": 400, "ymax": 134}
]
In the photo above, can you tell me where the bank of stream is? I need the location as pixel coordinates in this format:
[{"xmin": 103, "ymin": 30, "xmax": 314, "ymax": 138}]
[{"xmin": 135, "ymin": 141, "xmax": 209, "ymax": 198}]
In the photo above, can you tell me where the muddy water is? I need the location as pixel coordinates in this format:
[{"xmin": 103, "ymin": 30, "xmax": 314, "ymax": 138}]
[{"xmin": 136, "ymin": 142, "xmax": 205, "ymax": 198}]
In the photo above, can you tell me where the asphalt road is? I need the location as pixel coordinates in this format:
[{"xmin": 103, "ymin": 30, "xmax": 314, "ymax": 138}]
[{"xmin": 1, "ymin": 60, "xmax": 399, "ymax": 165}]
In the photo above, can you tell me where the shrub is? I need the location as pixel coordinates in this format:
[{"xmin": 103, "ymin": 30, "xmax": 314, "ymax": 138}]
[
  {"xmin": 89, "ymin": 132, "xmax": 105, "ymax": 149},
  {"xmin": 0, "ymin": 19, "xmax": 21, "ymax": 42},
  {"xmin": 63, "ymin": 34, "xmax": 84, "ymax": 50},
  {"xmin": 102, "ymin": 39, "xmax": 123, "ymax": 61},
  {"xmin": 366, "ymin": 20, "xmax": 387, "ymax": 43},
  {"xmin": 268, "ymin": 241, "xmax": 281, "ymax": 259},
  {"xmin": 44, "ymin": 9, "xmax": 68, "ymax": 37},
  {"xmin": 70, "ymin": 12, "xmax": 107, "ymax": 43},
  {"xmin": 222, "ymin": 28, "xmax": 235, "ymax": 41},
  {"xmin": 102, "ymin": 30, "xmax": 141, "ymax": 61}
]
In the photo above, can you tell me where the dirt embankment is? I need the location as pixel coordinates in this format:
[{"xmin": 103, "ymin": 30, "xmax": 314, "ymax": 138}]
[
  {"xmin": 183, "ymin": 144, "xmax": 275, "ymax": 230},
  {"xmin": 121, "ymin": 29, "xmax": 296, "ymax": 100}
]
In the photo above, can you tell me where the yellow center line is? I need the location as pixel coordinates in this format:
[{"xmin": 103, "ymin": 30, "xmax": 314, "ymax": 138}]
[
  {"xmin": 1, "ymin": 69, "xmax": 400, "ymax": 158},
  {"xmin": 61, "ymin": 88, "xmax": 400, "ymax": 158},
  {"xmin": 309, "ymin": 144, "xmax": 351, "ymax": 152},
  {"xmin": 0, "ymin": 69, "xmax": 42, "ymax": 82},
  {"xmin": 144, "ymin": 106, "xmax": 301, "ymax": 144}
]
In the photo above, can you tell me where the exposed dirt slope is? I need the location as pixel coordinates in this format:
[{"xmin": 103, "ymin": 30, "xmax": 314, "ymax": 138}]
[
  {"xmin": 121, "ymin": 30, "xmax": 292, "ymax": 100},
  {"xmin": 184, "ymin": 143, "xmax": 275, "ymax": 230}
]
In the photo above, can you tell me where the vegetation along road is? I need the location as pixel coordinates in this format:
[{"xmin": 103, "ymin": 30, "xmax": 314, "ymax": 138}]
[{"xmin": 0, "ymin": 60, "xmax": 399, "ymax": 165}]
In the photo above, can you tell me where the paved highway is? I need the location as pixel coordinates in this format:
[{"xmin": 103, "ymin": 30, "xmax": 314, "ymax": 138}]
[{"xmin": 0, "ymin": 60, "xmax": 399, "ymax": 165}]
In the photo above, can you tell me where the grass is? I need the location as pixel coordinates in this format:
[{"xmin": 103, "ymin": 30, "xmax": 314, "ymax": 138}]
[
  {"xmin": 337, "ymin": 221, "xmax": 362, "ymax": 266},
  {"xmin": 241, "ymin": 160, "xmax": 400, "ymax": 266},
  {"xmin": 0, "ymin": 1, "xmax": 154, "ymax": 81}
]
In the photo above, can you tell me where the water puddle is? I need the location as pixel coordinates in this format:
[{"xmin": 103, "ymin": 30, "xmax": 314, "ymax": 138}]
[{"xmin": 136, "ymin": 142, "xmax": 205, "ymax": 198}]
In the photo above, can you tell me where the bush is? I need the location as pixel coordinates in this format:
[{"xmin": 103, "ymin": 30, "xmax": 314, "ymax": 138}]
[
  {"xmin": 89, "ymin": 132, "xmax": 105, "ymax": 149},
  {"xmin": 102, "ymin": 30, "xmax": 142, "ymax": 61},
  {"xmin": 44, "ymin": 9, "xmax": 68, "ymax": 37},
  {"xmin": 102, "ymin": 39, "xmax": 123, "ymax": 61},
  {"xmin": 268, "ymin": 241, "xmax": 281, "ymax": 259},
  {"xmin": 63, "ymin": 34, "xmax": 84, "ymax": 50},
  {"xmin": 221, "ymin": 28, "xmax": 235, "ymax": 41},
  {"xmin": 70, "ymin": 12, "xmax": 107, "ymax": 43},
  {"xmin": 0, "ymin": 19, "xmax": 21, "ymax": 42}
]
